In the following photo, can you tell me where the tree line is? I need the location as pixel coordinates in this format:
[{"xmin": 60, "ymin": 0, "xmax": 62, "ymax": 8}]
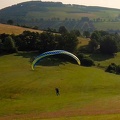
[
  {"xmin": 1, "ymin": 29, "xmax": 120, "ymax": 55},
  {"xmin": 1, "ymin": 29, "xmax": 120, "ymax": 71},
  {"xmin": 88, "ymin": 31, "xmax": 120, "ymax": 54},
  {"xmin": 0, "ymin": 30, "xmax": 78, "ymax": 54}
]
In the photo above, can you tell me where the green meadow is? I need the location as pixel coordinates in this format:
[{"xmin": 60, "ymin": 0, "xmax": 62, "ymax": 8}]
[
  {"xmin": 0, "ymin": 52, "xmax": 120, "ymax": 119},
  {"xmin": 94, "ymin": 22, "xmax": 120, "ymax": 31}
]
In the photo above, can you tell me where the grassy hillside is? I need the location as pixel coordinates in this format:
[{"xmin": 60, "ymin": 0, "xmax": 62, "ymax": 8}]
[
  {"xmin": 0, "ymin": 52, "xmax": 120, "ymax": 119},
  {"xmin": 77, "ymin": 37, "xmax": 90, "ymax": 48},
  {"xmin": 90, "ymin": 52, "xmax": 120, "ymax": 69},
  {"xmin": 1, "ymin": 1, "xmax": 120, "ymax": 31},
  {"xmin": 0, "ymin": 23, "xmax": 43, "ymax": 34},
  {"xmin": 94, "ymin": 22, "xmax": 120, "ymax": 30},
  {"xmin": 1, "ymin": 1, "xmax": 120, "ymax": 20}
]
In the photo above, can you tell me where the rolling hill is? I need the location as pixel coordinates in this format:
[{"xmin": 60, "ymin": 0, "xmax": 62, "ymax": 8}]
[
  {"xmin": 1, "ymin": 1, "xmax": 120, "ymax": 32},
  {"xmin": 0, "ymin": 52, "xmax": 120, "ymax": 119},
  {"xmin": 1, "ymin": 2, "xmax": 120, "ymax": 119},
  {"xmin": 0, "ymin": 23, "xmax": 43, "ymax": 34}
]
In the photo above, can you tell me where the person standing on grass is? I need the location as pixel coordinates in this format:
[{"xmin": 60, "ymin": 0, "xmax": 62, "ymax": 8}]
[{"xmin": 55, "ymin": 88, "xmax": 60, "ymax": 96}]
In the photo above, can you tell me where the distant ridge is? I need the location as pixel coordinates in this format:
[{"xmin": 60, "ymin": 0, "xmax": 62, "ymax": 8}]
[{"xmin": 0, "ymin": 1, "xmax": 120, "ymax": 31}]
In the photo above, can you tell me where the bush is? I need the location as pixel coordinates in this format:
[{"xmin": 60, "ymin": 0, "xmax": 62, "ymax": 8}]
[
  {"xmin": 77, "ymin": 53, "xmax": 85, "ymax": 60},
  {"xmin": 106, "ymin": 63, "xmax": 117, "ymax": 73},
  {"xmin": 80, "ymin": 57, "xmax": 95, "ymax": 66},
  {"xmin": 3, "ymin": 36, "xmax": 17, "ymax": 53},
  {"xmin": 116, "ymin": 65, "xmax": 120, "ymax": 74},
  {"xmin": 100, "ymin": 35, "xmax": 118, "ymax": 54}
]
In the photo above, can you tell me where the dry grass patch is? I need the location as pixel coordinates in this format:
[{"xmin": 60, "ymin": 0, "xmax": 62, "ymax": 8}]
[
  {"xmin": 77, "ymin": 37, "xmax": 90, "ymax": 49},
  {"xmin": 0, "ymin": 24, "xmax": 43, "ymax": 35}
]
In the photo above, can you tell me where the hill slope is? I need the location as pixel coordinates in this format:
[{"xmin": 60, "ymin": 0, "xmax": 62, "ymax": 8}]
[
  {"xmin": 0, "ymin": 23, "xmax": 43, "ymax": 34},
  {"xmin": 1, "ymin": 1, "xmax": 120, "ymax": 31},
  {"xmin": 0, "ymin": 53, "xmax": 120, "ymax": 119}
]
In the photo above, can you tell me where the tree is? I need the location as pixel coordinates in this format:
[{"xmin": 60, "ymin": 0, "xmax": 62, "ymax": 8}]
[
  {"xmin": 80, "ymin": 57, "xmax": 95, "ymax": 67},
  {"xmin": 83, "ymin": 31, "xmax": 90, "ymax": 38},
  {"xmin": 116, "ymin": 65, "xmax": 120, "ymax": 74},
  {"xmin": 58, "ymin": 26, "xmax": 68, "ymax": 34},
  {"xmin": 81, "ymin": 17, "xmax": 89, "ymax": 22},
  {"xmin": 99, "ymin": 30, "xmax": 109, "ymax": 37},
  {"xmin": 106, "ymin": 63, "xmax": 117, "ymax": 74},
  {"xmin": 70, "ymin": 30, "xmax": 81, "ymax": 37},
  {"xmin": 17, "ymin": 31, "xmax": 40, "ymax": 51},
  {"xmin": 0, "ymin": 39, "xmax": 3, "ymax": 53},
  {"xmin": 106, "ymin": 63, "xmax": 120, "ymax": 74},
  {"xmin": 90, "ymin": 31, "xmax": 101, "ymax": 42},
  {"xmin": 38, "ymin": 32, "xmax": 56, "ymax": 52},
  {"xmin": 100, "ymin": 35, "xmax": 118, "ymax": 54},
  {"xmin": 58, "ymin": 33, "xmax": 78, "ymax": 52},
  {"xmin": 7, "ymin": 20, "xmax": 14, "ymax": 25},
  {"xmin": 88, "ymin": 39, "xmax": 99, "ymax": 53},
  {"xmin": 3, "ymin": 36, "xmax": 17, "ymax": 53}
]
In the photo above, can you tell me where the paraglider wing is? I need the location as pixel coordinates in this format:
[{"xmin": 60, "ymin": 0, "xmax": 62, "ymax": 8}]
[{"xmin": 32, "ymin": 50, "xmax": 80, "ymax": 70}]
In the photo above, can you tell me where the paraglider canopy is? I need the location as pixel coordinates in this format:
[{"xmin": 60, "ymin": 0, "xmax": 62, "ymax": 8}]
[{"xmin": 31, "ymin": 50, "xmax": 80, "ymax": 70}]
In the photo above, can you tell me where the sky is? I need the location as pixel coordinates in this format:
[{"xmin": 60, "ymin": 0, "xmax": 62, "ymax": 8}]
[{"xmin": 1, "ymin": 0, "xmax": 120, "ymax": 10}]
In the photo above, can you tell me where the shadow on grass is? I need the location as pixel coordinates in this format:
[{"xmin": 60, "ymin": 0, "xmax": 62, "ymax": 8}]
[
  {"xmin": 34, "ymin": 55, "xmax": 78, "ymax": 67},
  {"xmin": 0, "ymin": 53, "xmax": 7, "ymax": 57},
  {"xmin": 14, "ymin": 51, "xmax": 39, "ymax": 58},
  {"xmin": 14, "ymin": 51, "xmax": 77, "ymax": 66},
  {"xmin": 37, "ymin": 57, "xmax": 66, "ymax": 66},
  {"xmin": 90, "ymin": 53, "xmax": 115, "ymax": 61}
]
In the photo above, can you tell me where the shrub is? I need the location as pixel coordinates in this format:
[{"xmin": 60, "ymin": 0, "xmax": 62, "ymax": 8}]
[
  {"xmin": 80, "ymin": 57, "xmax": 95, "ymax": 66},
  {"xmin": 3, "ymin": 36, "xmax": 17, "ymax": 53},
  {"xmin": 116, "ymin": 65, "xmax": 120, "ymax": 74},
  {"xmin": 77, "ymin": 53, "xmax": 85, "ymax": 60},
  {"xmin": 106, "ymin": 63, "xmax": 117, "ymax": 73}
]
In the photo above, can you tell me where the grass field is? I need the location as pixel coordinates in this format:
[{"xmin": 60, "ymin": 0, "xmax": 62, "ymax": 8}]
[
  {"xmin": 77, "ymin": 37, "xmax": 90, "ymax": 49},
  {"xmin": 91, "ymin": 52, "xmax": 120, "ymax": 68},
  {"xmin": 0, "ymin": 24, "xmax": 43, "ymax": 35},
  {"xmin": 94, "ymin": 22, "xmax": 120, "ymax": 30},
  {"xmin": 0, "ymin": 52, "xmax": 120, "ymax": 119}
]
